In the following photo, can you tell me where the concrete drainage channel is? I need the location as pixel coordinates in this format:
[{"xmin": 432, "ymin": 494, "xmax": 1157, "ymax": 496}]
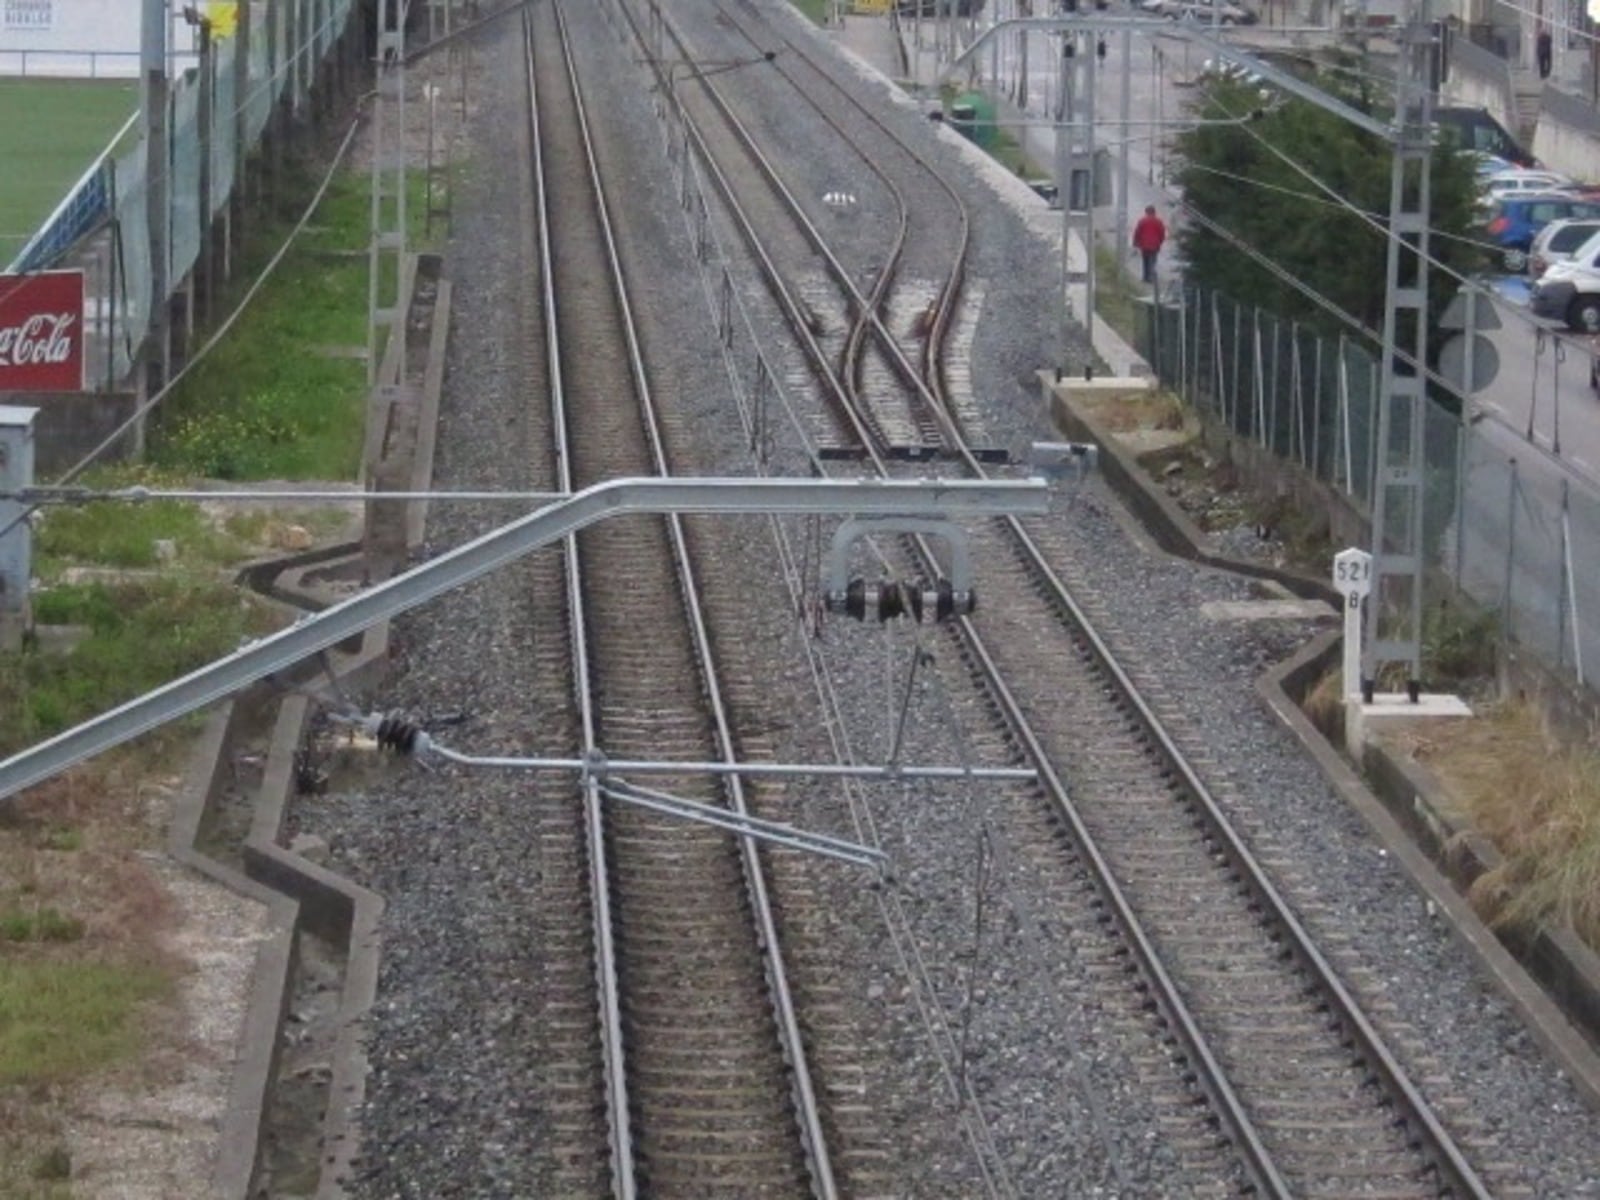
[
  {"xmin": 169, "ymin": 253, "xmax": 450, "ymax": 1198},
  {"xmin": 1048, "ymin": 375, "xmax": 1600, "ymax": 1108}
]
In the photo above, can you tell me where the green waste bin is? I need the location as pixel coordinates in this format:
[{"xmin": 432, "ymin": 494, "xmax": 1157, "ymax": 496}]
[{"xmin": 951, "ymin": 91, "xmax": 997, "ymax": 149}]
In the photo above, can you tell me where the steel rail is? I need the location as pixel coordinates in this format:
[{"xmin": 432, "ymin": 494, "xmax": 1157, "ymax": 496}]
[
  {"xmin": 722, "ymin": 1, "xmax": 973, "ymax": 432},
  {"xmin": 550, "ymin": 1, "xmax": 842, "ymax": 1192},
  {"xmin": 620, "ymin": 0, "xmax": 882, "ymax": 459},
  {"xmin": 718, "ymin": 0, "xmax": 949, "ymax": 450},
  {"xmin": 638, "ymin": 0, "xmax": 970, "ymax": 452},
  {"xmin": 524, "ymin": 12, "xmax": 634, "ymax": 1196},
  {"xmin": 657, "ymin": 8, "xmax": 1489, "ymax": 1192},
  {"xmin": 891, "ymin": 90, "xmax": 1495, "ymax": 1200}
]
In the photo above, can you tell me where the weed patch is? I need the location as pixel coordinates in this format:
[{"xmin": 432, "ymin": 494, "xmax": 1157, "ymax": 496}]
[
  {"xmin": 1095, "ymin": 244, "xmax": 1146, "ymax": 349},
  {"xmin": 145, "ymin": 168, "xmax": 431, "ymax": 481},
  {"xmin": 0, "ymin": 579, "xmax": 281, "ymax": 756},
  {"xmin": 1415, "ymin": 702, "xmax": 1600, "ymax": 947},
  {"xmin": 0, "ymin": 906, "xmax": 85, "ymax": 944},
  {"xmin": 0, "ymin": 961, "xmax": 168, "ymax": 1087}
]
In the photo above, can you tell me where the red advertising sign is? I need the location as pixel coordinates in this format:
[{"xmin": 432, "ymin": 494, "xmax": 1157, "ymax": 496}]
[{"xmin": 0, "ymin": 270, "xmax": 84, "ymax": 392}]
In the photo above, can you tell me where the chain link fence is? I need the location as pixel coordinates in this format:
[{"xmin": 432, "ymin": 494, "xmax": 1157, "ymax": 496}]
[{"xmin": 1141, "ymin": 285, "xmax": 1598, "ymax": 692}]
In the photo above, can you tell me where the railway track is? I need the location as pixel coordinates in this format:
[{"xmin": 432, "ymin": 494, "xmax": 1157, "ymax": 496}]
[
  {"xmin": 610, "ymin": 0, "xmax": 1512, "ymax": 1192},
  {"xmin": 522, "ymin": 4, "xmax": 836, "ymax": 1193}
]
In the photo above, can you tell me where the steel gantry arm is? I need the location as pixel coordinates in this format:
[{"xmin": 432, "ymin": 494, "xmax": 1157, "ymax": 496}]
[{"xmin": 0, "ymin": 476, "xmax": 1048, "ymax": 802}]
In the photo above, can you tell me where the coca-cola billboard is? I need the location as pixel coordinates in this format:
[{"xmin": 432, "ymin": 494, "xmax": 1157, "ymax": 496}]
[{"xmin": 0, "ymin": 271, "xmax": 83, "ymax": 392}]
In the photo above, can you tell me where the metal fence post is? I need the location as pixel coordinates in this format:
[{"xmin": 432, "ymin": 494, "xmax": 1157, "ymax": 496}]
[
  {"xmin": 1230, "ymin": 299, "xmax": 1242, "ymax": 434},
  {"xmin": 1269, "ymin": 311, "xmax": 1282, "ymax": 454},
  {"xmin": 1452, "ymin": 420, "xmax": 1467, "ymax": 585},
  {"xmin": 1338, "ymin": 336, "xmax": 1353, "ymax": 495},
  {"xmin": 0, "ymin": 407, "xmax": 37, "ymax": 652},
  {"xmin": 1502, "ymin": 457, "xmax": 1518, "ymax": 645},
  {"xmin": 1560, "ymin": 477, "xmax": 1585, "ymax": 685},
  {"xmin": 1289, "ymin": 321, "xmax": 1301, "ymax": 465},
  {"xmin": 1312, "ymin": 334, "xmax": 1323, "ymax": 481},
  {"xmin": 1178, "ymin": 285, "xmax": 1189, "ymax": 403},
  {"xmin": 1252, "ymin": 308, "xmax": 1266, "ymax": 444}
]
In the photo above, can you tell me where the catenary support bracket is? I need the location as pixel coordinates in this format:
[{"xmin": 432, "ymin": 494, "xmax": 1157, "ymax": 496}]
[{"xmin": 0, "ymin": 476, "xmax": 1047, "ymax": 802}]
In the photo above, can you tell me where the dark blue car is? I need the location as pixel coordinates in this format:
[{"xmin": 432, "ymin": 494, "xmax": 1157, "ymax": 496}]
[{"xmin": 1486, "ymin": 194, "xmax": 1600, "ymax": 273}]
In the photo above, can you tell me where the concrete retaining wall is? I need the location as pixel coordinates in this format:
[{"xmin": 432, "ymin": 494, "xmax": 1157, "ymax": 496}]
[
  {"xmin": 1531, "ymin": 85, "xmax": 1600, "ymax": 182},
  {"xmin": 1264, "ymin": 635, "xmax": 1600, "ymax": 1101},
  {"xmin": 7, "ymin": 388, "xmax": 139, "ymax": 474},
  {"xmin": 1445, "ymin": 36, "xmax": 1517, "ymax": 134}
]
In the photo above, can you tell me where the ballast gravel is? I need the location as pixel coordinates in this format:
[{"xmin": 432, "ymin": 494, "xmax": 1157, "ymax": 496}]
[{"xmin": 292, "ymin": 3, "xmax": 1600, "ymax": 1197}]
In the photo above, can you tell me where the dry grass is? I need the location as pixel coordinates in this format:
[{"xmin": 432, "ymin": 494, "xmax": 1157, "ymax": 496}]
[
  {"xmin": 1302, "ymin": 663, "xmax": 1345, "ymax": 733},
  {"xmin": 1073, "ymin": 386, "xmax": 1191, "ymax": 436},
  {"xmin": 1408, "ymin": 700, "xmax": 1600, "ymax": 944},
  {"xmin": 0, "ymin": 750, "xmax": 187, "ymax": 1197}
]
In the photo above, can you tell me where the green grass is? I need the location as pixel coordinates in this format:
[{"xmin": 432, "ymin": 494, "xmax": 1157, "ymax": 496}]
[
  {"xmin": 0, "ymin": 906, "xmax": 84, "ymax": 945},
  {"xmin": 0, "ymin": 79, "xmax": 137, "ymax": 262},
  {"xmin": 35, "ymin": 482, "xmax": 264, "ymax": 576},
  {"xmin": 1094, "ymin": 243, "xmax": 1144, "ymax": 347},
  {"xmin": 147, "ymin": 169, "xmax": 435, "ymax": 480},
  {"xmin": 0, "ymin": 961, "xmax": 167, "ymax": 1086},
  {"xmin": 0, "ymin": 579, "xmax": 279, "ymax": 755}
]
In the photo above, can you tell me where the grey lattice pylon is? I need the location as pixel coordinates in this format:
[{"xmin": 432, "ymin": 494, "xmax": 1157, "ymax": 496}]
[
  {"xmin": 368, "ymin": 0, "xmax": 408, "ymax": 383},
  {"xmin": 1362, "ymin": 2, "xmax": 1435, "ymax": 699}
]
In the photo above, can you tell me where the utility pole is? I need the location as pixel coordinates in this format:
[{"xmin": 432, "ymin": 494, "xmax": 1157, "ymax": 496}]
[
  {"xmin": 193, "ymin": 10, "xmax": 214, "ymax": 324},
  {"xmin": 1115, "ymin": 26, "xmax": 1132, "ymax": 257},
  {"xmin": 230, "ymin": 0, "xmax": 250, "ymax": 280},
  {"xmin": 1362, "ymin": 0, "xmax": 1436, "ymax": 701},
  {"xmin": 142, "ymin": 0, "xmax": 170, "ymax": 410},
  {"xmin": 368, "ymin": 0, "xmax": 408, "ymax": 382},
  {"xmin": 1057, "ymin": 22, "xmax": 1097, "ymax": 351}
]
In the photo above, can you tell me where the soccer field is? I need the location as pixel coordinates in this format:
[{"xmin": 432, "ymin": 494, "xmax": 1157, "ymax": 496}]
[{"xmin": 0, "ymin": 78, "xmax": 137, "ymax": 265}]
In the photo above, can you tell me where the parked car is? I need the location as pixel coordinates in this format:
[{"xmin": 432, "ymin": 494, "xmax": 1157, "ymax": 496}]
[
  {"xmin": 1530, "ymin": 248, "xmax": 1600, "ymax": 330},
  {"xmin": 1480, "ymin": 169, "xmax": 1578, "ymax": 206},
  {"xmin": 1528, "ymin": 219, "xmax": 1600, "ymax": 279},
  {"xmin": 1139, "ymin": 0, "xmax": 1258, "ymax": 23},
  {"xmin": 1484, "ymin": 194, "xmax": 1600, "ymax": 272},
  {"xmin": 1471, "ymin": 153, "xmax": 1516, "ymax": 180},
  {"xmin": 895, "ymin": 0, "xmax": 985, "ymax": 14}
]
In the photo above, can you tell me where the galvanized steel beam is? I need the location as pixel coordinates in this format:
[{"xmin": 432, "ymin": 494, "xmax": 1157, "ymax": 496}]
[{"xmin": 0, "ymin": 475, "xmax": 1048, "ymax": 802}]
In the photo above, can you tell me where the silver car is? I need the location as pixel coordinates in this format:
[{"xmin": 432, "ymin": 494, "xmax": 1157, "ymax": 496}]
[
  {"xmin": 1529, "ymin": 248, "xmax": 1600, "ymax": 331},
  {"xmin": 1138, "ymin": 0, "xmax": 1258, "ymax": 23},
  {"xmin": 1528, "ymin": 219, "xmax": 1600, "ymax": 280}
]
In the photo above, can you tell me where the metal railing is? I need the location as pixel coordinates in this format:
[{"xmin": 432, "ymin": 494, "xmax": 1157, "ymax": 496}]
[
  {"xmin": 0, "ymin": 48, "xmax": 199, "ymax": 78},
  {"xmin": 7, "ymin": 0, "xmax": 356, "ymax": 387}
]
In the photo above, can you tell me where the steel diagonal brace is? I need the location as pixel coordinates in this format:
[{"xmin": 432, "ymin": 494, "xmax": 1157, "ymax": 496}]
[
  {"xmin": 597, "ymin": 779, "xmax": 888, "ymax": 874},
  {"xmin": 0, "ymin": 476, "xmax": 1048, "ymax": 803}
]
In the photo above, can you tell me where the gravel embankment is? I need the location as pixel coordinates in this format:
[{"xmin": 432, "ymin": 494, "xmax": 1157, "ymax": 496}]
[{"xmin": 295, "ymin": 4, "xmax": 1600, "ymax": 1196}]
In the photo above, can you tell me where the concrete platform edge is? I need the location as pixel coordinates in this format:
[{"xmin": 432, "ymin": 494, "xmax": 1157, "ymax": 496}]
[
  {"xmin": 1044, "ymin": 374, "xmax": 1340, "ymax": 604},
  {"xmin": 162, "ymin": 247, "xmax": 450, "ymax": 1196},
  {"xmin": 1260, "ymin": 634, "xmax": 1600, "ymax": 1109},
  {"xmin": 169, "ymin": 704, "xmax": 301, "ymax": 1199}
]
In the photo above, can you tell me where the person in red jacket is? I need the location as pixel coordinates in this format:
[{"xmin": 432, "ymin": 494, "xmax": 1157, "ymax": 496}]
[{"xmin": 1132, "ymin": 205, "xmax": 1167, "ymax": 285}]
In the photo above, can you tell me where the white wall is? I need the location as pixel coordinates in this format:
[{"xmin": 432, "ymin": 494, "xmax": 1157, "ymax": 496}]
[
  {"xmin": 1531, "ymin": 118, "xmax": 1600, "ymax": 179},
  {"xmin": 1444, "ymin": 66, "xmax": 1516, "ymax": 135},
  {"xmin": 0, "ymin": 0, "xmax": 197, "ymax": 78}
]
